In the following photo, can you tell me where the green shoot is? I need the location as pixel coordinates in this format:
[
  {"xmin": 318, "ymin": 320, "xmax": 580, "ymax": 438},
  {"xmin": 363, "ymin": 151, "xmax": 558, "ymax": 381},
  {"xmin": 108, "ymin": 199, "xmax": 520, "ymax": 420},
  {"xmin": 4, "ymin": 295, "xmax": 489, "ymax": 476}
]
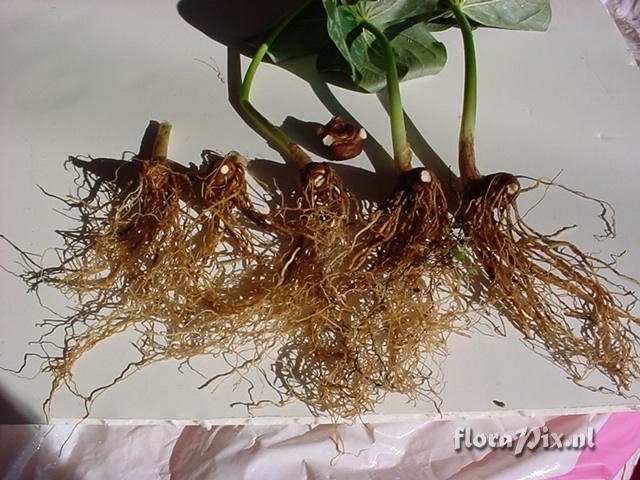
[
  {"xmin": 449, "ymin": 0, "xmax": 481, "ymax": 182},
  {"xmin": 358, "ymin": 19, "xmax": 412, "ymax": 172},
  {"xmin": 239, "ymin": 1, "xmax": 313, "ymax": 169}
]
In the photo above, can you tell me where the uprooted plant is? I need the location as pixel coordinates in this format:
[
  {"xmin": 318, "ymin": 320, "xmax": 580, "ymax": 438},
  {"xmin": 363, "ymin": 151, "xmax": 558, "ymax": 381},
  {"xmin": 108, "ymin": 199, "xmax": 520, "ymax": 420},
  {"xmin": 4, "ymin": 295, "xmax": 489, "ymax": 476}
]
[
  {"xmin": 238, "ymin": 0, "xmax": 490, "ymax": 417},
  {"xmin": 442, "ymin": 0, "xmax": 640, "ymax": 390},
  {"xmin": 5, "ymin": 123, "xmax": 289, "ymax": 416}
]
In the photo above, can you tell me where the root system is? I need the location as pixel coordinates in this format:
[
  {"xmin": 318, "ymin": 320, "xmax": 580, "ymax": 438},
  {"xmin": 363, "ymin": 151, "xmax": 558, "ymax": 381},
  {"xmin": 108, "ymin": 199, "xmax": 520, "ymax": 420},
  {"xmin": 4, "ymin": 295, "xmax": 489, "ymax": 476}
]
[
  {"xmin": 271, "ymin": 166, "xmax": 474, "ymax": 418},
  {"xmin": 459, "ymin": 173, "xmax": 640, "ymax": 391},
  {"xmin": 6, "ymin": 133, "xmax": 639, "ymax": 420}
]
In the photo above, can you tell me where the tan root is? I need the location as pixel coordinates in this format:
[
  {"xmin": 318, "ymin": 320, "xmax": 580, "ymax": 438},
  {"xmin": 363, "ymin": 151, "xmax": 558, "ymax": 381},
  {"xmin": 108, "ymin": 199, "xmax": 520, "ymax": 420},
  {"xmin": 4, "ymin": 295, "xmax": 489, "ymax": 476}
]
[
  {"xmin": 6, "ymin": 126, "xmax": 639, "ymax": 420},
  {"xmin": 270, "ymin": 167, "xmax": 471, "ymax": 417},
  {"xmin": 459, "ymin": 172, "xmax": 640, "ymax": 391},
  {"xmin": 12, "ymin": 144, "xmax": 286, "ymax": 416}
]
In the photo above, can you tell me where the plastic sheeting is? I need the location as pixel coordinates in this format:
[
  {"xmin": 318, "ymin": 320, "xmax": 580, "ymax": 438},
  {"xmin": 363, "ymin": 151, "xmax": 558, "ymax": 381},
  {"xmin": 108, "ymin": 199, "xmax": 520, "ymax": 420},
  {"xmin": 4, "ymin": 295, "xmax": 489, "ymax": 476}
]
[
  {"xmin": 1, "ymin": 413, "xmax": 639, "ymax": 479},
  {"xmin": 602, "ymin": 0, "xmax": 640, "ymax": 63}
]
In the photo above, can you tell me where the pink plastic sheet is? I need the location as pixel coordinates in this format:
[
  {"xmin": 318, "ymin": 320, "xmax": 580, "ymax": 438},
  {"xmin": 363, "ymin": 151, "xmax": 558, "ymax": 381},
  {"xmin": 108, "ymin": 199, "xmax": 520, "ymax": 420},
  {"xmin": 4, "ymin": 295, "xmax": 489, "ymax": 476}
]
[
  {"xmin": 604, "ymin": 0, "xmax": 640, "ymax": 62},
  {"xmin": 1, "ymin": 413, "xmax": 639, "ymax": 479}
]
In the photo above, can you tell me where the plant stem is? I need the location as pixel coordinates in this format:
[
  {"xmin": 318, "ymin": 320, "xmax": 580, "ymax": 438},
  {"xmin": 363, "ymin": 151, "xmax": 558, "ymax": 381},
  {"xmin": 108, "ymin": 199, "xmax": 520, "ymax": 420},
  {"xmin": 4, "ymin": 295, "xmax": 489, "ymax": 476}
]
[
  {"xmin": 359, "ymin": 20, "xmax": 412, "ymax": 172},
  {"xmin": 450, "ymin": 0, "xmax": 481, "ymax": 181},
  {"xmin": 239, "ymin": 1, "xmax": 312, "ymax": 169},
  {"xmin": 151, "ymin": 121, "xmax": 172, "ymax": 160}
]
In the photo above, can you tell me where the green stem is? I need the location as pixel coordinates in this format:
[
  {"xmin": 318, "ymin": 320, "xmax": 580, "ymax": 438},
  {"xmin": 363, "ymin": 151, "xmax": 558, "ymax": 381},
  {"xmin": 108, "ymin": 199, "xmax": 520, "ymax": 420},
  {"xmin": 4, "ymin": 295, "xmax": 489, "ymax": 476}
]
[
  {"xmin": 239, "ymin": 0, "xmax": 312, "ymax": 169},
  {"xmin": 450, "ymin": 0, "xmax": 481, "ymax": 181},
  {"xmin": 359, "ymin": 20, "xmax": 412, "ymax": 172}
]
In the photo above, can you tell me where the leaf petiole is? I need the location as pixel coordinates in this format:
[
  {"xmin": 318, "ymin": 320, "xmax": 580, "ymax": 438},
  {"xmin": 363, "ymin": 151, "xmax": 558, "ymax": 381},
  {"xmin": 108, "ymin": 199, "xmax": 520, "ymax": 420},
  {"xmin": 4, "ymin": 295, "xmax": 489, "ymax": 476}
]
[
  {"xmin": 358, "ymin": 19, "xmax": 412, "ymax": 172},
  {"xmin": 449, "ymin": 0, "xmax": 481, "ymax": 182},
  {"xmin": 239, "ymin": 0, "xmax": 313, "ymax": 169}
]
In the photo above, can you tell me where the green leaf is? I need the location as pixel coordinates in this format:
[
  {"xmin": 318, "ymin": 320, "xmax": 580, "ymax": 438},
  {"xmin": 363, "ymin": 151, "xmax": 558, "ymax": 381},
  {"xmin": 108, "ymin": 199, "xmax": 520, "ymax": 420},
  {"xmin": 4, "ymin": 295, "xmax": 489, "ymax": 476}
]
[
  {"xmin": 436, "ymin": 0, "xmax": 551, "ymax": 32},
  {"xmin": 463, "ymin": 0, "xmax": 551, "ymax": 31},
  {"xmin": 320, "ymin": 0, "xmax": 447, "ymax": 93}
]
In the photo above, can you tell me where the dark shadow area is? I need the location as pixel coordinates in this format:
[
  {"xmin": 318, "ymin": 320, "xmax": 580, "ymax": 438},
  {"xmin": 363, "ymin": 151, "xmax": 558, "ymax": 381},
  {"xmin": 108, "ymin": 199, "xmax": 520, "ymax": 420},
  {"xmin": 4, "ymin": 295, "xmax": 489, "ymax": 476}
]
[
  {"xmin": 177, "ymin": 0, "xmax": 301, "ymax": 49},
  {"xmin": 279, "ymin": 117, "xmax": 325, "ymax": 160},
  {"xmin": 0, "ymin": 386, "xmax": 38, "ymax": 424},
  {"xmin": 180, "ymin": 0, "xmax": 398, "ymax": 202}
]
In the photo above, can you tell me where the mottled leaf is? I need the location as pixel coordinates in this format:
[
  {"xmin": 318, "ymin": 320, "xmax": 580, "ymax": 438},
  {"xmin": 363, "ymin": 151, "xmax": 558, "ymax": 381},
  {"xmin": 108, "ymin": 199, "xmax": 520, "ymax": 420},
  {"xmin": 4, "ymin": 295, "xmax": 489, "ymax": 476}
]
[
  {"xmin": 435, "ymin": 0, "xmax": 551, "ymax": 31},
  {"xmin": 320, "ymin": 0, "xmax": 447, "ymax": 92},
  {"xmin": 463, "ymin": 0, "xmax": 551, "ymax": 31}
]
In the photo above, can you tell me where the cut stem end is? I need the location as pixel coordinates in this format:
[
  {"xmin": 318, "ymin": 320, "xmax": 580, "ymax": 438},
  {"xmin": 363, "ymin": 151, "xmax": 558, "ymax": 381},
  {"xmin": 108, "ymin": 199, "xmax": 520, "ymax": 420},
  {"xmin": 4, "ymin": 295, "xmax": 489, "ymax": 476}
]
[{"xmin": 151, "ymin": 122, "xmax": 172, "ymax": 160}]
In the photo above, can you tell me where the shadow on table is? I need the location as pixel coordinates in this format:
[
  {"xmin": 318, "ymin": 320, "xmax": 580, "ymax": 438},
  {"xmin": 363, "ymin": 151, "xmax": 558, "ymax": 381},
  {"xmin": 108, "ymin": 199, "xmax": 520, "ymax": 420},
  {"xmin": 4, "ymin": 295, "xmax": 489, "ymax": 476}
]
[
  {"xmin": 176, "ymin": 0, "xmax": 457, "ymax": 203},
  {"xmin": 0, "ymin": 384, "xmax": 38, "ymax": 425}
]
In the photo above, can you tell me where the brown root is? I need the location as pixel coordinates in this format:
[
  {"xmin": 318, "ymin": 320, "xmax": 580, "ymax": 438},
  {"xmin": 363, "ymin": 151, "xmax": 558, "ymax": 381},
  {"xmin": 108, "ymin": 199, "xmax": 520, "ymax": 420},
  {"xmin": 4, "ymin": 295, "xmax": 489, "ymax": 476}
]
[
  {"xmin": 350, "ymin": 168, "xmax": 475, "ymax": 334},
  {"xmin": 14, "ymin": 122, "xmax": 639, "ymax": 422},
  {"xmin": 269, "ymin": 162, "xmax": 355, "ymax": 287},
  {"xmin": 270, "ymin": 167, "xmax": 471, "ymax": 417},
  {"xmin": 459, "ymin": 172, "xmax": 640, "ymax": 391},
  {"xmin": 21, "ymin": 154, "xmax": 187, "ymax": 300},
  {"xmin": 266, "ymin": 162, "xmax": 378, "ymax": 417},
  {"xmin": 14, "ymin": 147, "xmax": 285, "ymax": 416}
]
